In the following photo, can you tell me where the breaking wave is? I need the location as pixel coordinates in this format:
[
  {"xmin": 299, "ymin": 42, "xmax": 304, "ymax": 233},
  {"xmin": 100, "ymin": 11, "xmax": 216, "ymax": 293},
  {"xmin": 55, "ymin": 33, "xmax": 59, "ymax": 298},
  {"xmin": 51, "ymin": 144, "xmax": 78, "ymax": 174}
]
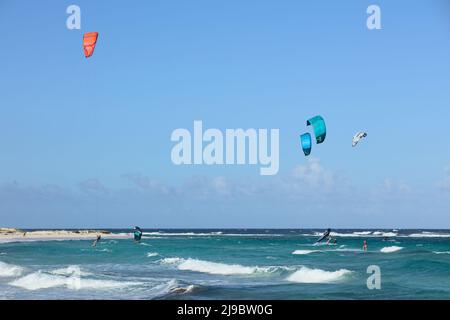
[
  {"xmin": 50, "ymin": 265, "xmax": 92, "ymax": 277},
  {"xmin": 160, "ymin": 258, "xmax": 292, "ymax": 276},
  {"xmin": 406, "ymin": 232, "xmax": 450, "ymax": 238},
  {"xmin": 9, "ymin": 265, "xmax": 140, "ymax": 291},
  {"xmin": 292, "ymin": 250, "xmax": 319, "ymax": 255},
  {"xmin": 147, "ymin": 252, "xmax": 159, "ymax": 257},
  {"xmin": 286, "ymin": 267, "xmax": 352, "ymax": 283},
  {"xmin": 380, "ymin": 246, "xmax": 403, "ymax": 253},
  {"xmin": 0, "ymin": 261, "xmax": 24, "ymax": 277}
]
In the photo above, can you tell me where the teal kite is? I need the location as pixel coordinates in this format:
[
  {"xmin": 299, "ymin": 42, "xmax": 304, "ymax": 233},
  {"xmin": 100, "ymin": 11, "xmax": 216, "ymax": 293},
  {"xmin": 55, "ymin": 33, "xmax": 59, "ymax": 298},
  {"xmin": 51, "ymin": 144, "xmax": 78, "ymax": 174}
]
[
  {"xmin": 300, "ymin": 133, "xmax": 312, "ymax": 156},
  {"xmin": 307, "ymin": 116, "xmax": 326, "ymax": 144}
]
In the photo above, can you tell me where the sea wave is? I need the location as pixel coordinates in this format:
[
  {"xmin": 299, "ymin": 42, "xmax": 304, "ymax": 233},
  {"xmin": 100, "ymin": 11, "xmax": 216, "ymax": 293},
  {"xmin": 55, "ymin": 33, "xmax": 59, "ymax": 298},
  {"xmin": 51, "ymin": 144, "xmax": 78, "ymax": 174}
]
[
  {"xmin": 380, "ymin": 246, "xmax": 403, "ymax": 253},
  {"xmin": 10, "ymin": 266, "xmax": 140, "ymax": 291},
  {"xmin": 331, "ymin": 248, "xmax": 364, "ymax": 253},
  {"xmin": 286, "ymin": 267, "xmax": 352, "ymax": 284},
  {"xmin": 50, "ymin": 265, "xmax": 92, "ymax": 277},
  {"xmin": 80, "ymin": 248, "xmax": 112, "ymax": 253},
  {"xmin": 147, "ymin": 252, "xmax": 159, "ymax": 257},
  {"xmin": 302, "ymin": 243, "xmax": 363, "ymax": 254},
  {"xmin": 160, "ymin": 257, "xmax": 292, "ymax": 276},
  {"xmin": 165, "ymin": 279, "xmax": 197, "ymax": 295},
  {"xmin": 406, "ymin": 232, "xmax": 450, "ymax": 238},
  {"xmin": 147, "ymin": 279, "xmax": 198, "ymax": 298},
  {"xmin": 433, "ymin": 251, "xmax": 450, "ymax": 255},
  {"xmin": 292, "ymin": 250, "xmax": 319, "ymax": 255},
  {"xmin": 353, "ymin": 231, "xmax": 372, "ymax": 235},
  {"xmin": 143, "ymin": 232, "xmax": 281, "ymax": 237},
  {"xmin": 307, "ymin": 231, "xmax": 398, "ymax": 238},
  {"xmin": 0, "ymin": 261, "xmax": 24, "ymax": 277},
  {"xmin": 160, "ymin": 257, "xmax": 184, "ymax": 264},
  {"xmin": 335, "ymin": 231, "xmax": 397, "ymax": 238}
]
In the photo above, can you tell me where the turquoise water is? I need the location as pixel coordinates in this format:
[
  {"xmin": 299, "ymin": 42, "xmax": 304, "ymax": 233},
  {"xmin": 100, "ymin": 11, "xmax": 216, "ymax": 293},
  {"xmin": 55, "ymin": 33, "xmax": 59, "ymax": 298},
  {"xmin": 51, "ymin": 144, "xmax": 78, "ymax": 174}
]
[{"xmin": 1, "ymin": 229, "xmax": 450, "ymax": 299}]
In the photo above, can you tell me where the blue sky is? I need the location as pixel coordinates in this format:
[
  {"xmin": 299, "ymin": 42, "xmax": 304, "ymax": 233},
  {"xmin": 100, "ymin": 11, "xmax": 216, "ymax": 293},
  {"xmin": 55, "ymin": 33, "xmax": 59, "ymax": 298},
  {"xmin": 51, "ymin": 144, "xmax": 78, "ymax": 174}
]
[{"xmin": 0, "ymin": 0, "xmax": 449, "ymax": 228}]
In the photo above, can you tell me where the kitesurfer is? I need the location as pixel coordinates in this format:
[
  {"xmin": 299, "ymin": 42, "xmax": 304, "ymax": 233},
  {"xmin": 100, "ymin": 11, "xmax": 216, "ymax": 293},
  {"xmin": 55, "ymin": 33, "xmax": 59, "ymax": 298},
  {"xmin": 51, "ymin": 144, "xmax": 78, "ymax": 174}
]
[
  {"xmin": 92, "ymin": 234, "xmax": 101, "ymax": 247},
  {"xmin": 316, "ymin": 228, "xmax": 331, "ymax": 243},
  {"xmin": 134, "ymin": 226, "xmax": 143, "ymax": 243}
]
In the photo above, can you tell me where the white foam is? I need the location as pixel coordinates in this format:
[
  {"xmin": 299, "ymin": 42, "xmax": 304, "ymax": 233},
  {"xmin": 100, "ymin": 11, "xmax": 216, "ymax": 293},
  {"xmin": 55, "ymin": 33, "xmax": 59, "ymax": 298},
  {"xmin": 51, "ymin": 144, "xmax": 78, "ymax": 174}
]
[
  {"xmin": 379, "ymin": 232, "xmax": 397, "ymax": 237},
  {"xmin": 177, "ymin": 259, "xmax": 264, "ymax": 275},
  {"xmin": 407, "ymin": 232, "xmax": 450, "ymax": 238},
  {"xmin": 286, "ymin": 267, "xmax": 352, "ymax": 283},
  {"xmin": 433, "ymin": 251, "xmax": 450, "ymax": 255},
  {"xmin": 331, "ymin": 248, "xmax": 364, "ymax": 253},
  {"xmin": 310, "ymin": 231, "xmax": 398, "ymax": 238},
  {"xmin": 380, "ymin": 246, "xmax": 403, "ymax": 253},
  {"xmin": 312, "ymin": 242, "xmax": 337, "ymax": 247},
  {"xmin": 304, "ymin": 246, "xmax": 362, "ymax": 253},
  {"xmin": 292, "ymin": 250, "xmax": 319, "ymax": 255},
  {"xmin": 166, "ymin": 279, "xmax": 196, "ymax": 295},
  {"xmin": 147, "ymin": 252, "xmax": 159, "ymax": 257},
  {"xmin": 10, "ymin": 270, "xmax": 139, "ymax": 291},
  {"xmin": 0, "ymin": 261, "xmax": 24, "ymax": 277},
  {"xmin": 148, "ymin": 279, "xmax": 197, "ymax": 298},
  {"xmin": 161, "ymin": 257, "xmax": 290, "ymax": 276},
  {"xmin": 144, "ymin": 232, "xmax": 281, "ymax": 237},
  {"xmin": 80, "ymin": 248, "xmax": 112, "ymax": 253},
  {"xmin": 160, "ymin": 257, "xmax": 184, "ymax": 265},
  {"xmin": 50, "ymin": 265, "xmax": 91, "ymax": 277}
]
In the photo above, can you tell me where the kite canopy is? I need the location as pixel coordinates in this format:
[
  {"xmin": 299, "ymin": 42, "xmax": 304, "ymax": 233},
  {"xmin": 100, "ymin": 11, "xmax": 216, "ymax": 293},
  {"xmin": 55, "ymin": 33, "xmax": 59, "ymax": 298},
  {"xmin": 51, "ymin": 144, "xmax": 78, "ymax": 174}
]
[
  {"xmin": 307, "ymin": 116, "xmax": 326, "ymax": 144},
  {"xmin": 352, "ymin": 132, "xmax": 367, "ymax": 147},
  {"xmin": 316, "ymin": 228, "xmax": 331, "ymax": 243},
  {"xmin": 300, "ymin": 133, "xmax": 312, "ymax": 156},
  {"xmin": 83, "ymin": 32, "xmax": 99, "ymax": 58}
]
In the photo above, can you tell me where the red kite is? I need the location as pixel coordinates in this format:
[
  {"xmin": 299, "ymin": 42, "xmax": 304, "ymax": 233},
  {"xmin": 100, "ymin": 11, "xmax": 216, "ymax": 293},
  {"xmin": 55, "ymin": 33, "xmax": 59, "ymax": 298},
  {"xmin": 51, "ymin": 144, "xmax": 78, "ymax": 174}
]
[{"xmin": 83, "ymin": 32, "xmax": 99, "ymax": 58}]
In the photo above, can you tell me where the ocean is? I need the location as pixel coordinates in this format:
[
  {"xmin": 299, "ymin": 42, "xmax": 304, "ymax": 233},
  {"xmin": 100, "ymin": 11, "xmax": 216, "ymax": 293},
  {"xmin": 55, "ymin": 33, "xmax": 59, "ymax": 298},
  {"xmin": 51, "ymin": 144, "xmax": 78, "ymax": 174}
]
[{"xmin": 1, "ymin": 229, "xmax": 450, "ymax": 300}]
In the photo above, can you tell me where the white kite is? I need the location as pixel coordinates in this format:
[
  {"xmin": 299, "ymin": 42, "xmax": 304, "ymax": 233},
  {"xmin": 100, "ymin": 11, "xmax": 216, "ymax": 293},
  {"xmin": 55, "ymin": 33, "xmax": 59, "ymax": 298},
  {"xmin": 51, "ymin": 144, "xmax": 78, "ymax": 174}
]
[{"xmin": 352, "ymin": 132, "xmax": 367, "ymax": 147}]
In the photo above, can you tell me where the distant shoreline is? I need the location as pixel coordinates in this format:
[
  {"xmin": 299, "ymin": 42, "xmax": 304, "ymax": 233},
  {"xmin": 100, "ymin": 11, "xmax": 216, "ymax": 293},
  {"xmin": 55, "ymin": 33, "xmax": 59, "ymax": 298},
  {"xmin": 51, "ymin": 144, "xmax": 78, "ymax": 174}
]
[
  {"xmin": 0, "ymin": 228, "xmax": 129, "ymax": 242},
  {"xmin": 2, "ymin": 228, "xmax": 450, "ymax": 241}
]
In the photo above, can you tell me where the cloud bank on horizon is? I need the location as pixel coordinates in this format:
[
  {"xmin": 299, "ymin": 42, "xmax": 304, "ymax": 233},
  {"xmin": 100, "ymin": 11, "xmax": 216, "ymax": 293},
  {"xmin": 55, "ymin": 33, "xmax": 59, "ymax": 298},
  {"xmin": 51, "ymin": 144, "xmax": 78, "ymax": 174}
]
[{"xmin": 1, "ymin": 158, "xmax": 449, "ymax": 228}]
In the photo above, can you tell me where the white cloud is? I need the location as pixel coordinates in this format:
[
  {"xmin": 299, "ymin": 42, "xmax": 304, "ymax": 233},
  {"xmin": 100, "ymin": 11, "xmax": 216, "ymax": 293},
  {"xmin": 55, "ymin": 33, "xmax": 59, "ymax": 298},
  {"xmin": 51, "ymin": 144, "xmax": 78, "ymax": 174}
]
[
  {"xmin": 291, "ymin": 158, "xmax": 336, "ymax": 191},
  {"xmin": 122, "ymin": 173, "xmax": 174, "ymax": 195},
  {"xmin": 78, "ymin": 179, "xmax": 109, "ymax": 195}
]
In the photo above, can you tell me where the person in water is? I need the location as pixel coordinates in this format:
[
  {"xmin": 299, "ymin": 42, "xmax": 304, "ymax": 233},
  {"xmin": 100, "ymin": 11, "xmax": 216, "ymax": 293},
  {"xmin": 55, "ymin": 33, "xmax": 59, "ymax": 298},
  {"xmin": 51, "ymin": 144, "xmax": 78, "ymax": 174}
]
[
  {"xmin": 133, "ymin": 226, "xmax": 143, "ymax": 243},
  {"xmin": 363, "ymin": 240, "xmax": 368, "ymax": 251},
  {"xmin": 92, "ymin": 234, "xmax": 101, "ymax": 247}
]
